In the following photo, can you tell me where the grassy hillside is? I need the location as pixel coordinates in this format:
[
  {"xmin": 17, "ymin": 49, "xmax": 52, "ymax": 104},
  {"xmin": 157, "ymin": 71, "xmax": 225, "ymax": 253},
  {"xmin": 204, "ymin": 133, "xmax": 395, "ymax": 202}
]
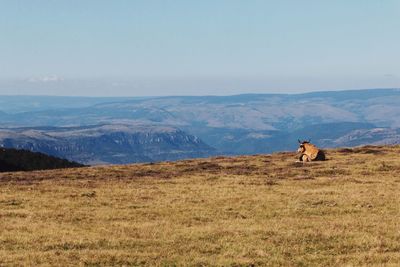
[{"xmin": 0, "ymin": 145, "xmax": 399, "ymax": 266}]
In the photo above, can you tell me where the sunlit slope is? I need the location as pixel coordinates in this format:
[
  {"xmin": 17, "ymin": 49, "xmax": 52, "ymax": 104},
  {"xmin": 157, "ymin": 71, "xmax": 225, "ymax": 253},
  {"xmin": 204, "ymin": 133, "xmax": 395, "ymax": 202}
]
[{"xmin": 0, "ymin": 145, "xmax": 399, "ymax": 266}]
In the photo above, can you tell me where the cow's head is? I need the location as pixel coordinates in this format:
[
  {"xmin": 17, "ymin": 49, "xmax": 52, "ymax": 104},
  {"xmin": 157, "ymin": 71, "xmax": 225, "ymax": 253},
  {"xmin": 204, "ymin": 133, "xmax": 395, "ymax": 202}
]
[{"xmin": 297, "ymin": 139, "xmax": 311, "ymax": 153}]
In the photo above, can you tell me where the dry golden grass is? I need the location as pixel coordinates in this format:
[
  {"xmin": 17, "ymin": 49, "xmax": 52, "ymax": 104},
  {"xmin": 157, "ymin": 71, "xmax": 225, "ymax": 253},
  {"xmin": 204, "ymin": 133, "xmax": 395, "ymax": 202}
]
[{"xmin": 0, "ymin": 145, "xmax": 400, "ymax": 266}]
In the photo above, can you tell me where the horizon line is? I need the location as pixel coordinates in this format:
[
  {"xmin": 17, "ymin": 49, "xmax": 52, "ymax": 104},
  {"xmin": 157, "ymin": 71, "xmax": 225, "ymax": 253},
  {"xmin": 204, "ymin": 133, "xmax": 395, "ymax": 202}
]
[{"xmin": 0, "ymin": 87, "xmax": 399, "ymax": 98}]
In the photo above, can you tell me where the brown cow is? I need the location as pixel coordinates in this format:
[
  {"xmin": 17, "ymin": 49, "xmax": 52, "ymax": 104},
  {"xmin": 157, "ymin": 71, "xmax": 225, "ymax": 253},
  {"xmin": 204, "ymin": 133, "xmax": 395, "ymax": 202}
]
[{"xmin": 297, "ymin": 140, "xmax": 325, "ymax": 162}]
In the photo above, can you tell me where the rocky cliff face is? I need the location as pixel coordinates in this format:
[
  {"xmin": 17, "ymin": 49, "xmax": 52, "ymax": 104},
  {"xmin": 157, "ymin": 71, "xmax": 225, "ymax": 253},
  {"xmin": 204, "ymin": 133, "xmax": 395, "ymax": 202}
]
[
  {"xmin": 0, "ymin": 124, "xmax": 216, "ymax": 165},
  {"xmin": 321, "ymin": 128, "xmax": 400, "ymax": 148}
]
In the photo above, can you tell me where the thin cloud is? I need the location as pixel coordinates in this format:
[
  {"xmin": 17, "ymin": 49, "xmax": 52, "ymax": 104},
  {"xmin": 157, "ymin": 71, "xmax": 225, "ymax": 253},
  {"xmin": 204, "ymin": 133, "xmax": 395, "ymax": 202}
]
[{"xmin": 27, "ymin": 75, "xmax": 65, "ymax": 83}]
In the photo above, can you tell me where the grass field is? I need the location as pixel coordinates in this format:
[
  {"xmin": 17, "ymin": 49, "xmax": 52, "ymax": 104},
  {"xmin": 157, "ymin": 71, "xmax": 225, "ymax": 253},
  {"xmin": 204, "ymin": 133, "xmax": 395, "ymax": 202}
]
[{"xmin": 1, "ymin": 145, "xmax": 399, "ymax": 266}]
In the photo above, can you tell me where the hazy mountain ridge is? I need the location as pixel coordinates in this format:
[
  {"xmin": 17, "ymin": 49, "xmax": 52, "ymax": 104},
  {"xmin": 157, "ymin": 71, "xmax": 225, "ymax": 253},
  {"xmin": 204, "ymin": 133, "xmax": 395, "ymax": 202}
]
[
  {"xmin": 323, "ymin": 128, "xmax": 400, "ymax": 147},
  {"xmin": 2, "ymin": 89, "xmax": 400, "ymax": 128},
  {"xmin": 0, "ymin": 95, "xmax": 139, "ymax": 113},
  {"xmin": 0, "ymin": 89, "xmax": 399, "ymax": 162}
]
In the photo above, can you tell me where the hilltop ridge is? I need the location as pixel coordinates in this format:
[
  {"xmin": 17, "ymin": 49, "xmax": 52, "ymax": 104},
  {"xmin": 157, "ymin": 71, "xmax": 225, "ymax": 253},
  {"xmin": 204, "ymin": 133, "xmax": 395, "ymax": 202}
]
[{"xmin": 0, "ymin": 147, "xmax": 83, "ymax": 172}]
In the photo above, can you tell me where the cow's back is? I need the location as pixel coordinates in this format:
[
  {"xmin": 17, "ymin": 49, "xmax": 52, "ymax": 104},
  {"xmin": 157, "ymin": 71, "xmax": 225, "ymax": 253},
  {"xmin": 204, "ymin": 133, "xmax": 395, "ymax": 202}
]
[{"xmin": 304, "ymin": 143, "xmax": 320, "ymax": 160}]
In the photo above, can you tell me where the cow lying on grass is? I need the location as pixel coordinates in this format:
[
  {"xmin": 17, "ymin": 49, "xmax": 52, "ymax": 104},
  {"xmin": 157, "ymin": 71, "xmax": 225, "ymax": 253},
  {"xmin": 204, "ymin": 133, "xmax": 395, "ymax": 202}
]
[{"xmin": 297, "ymin": 140, "xmax": 326, "ymax": 162}]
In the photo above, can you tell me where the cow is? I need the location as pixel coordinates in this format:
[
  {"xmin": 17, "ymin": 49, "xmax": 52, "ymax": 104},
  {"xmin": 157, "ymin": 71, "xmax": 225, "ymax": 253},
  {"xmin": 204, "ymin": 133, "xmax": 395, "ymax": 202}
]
[{"xmin": 297, "ymin": 139, "xmax": 325, "ymax": 162}]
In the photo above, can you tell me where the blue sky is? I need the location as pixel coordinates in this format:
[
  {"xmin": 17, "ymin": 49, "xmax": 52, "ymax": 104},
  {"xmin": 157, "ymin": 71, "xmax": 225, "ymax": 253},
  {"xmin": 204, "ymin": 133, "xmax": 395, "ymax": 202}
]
[{"xmin": 0, "ymin": 0, "xmax": 399, "ymax": 96}]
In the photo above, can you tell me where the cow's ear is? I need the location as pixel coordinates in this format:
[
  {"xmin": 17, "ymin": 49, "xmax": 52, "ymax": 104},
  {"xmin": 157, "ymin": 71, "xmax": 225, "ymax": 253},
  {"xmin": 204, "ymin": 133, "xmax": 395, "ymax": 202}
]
[{"xmin": 298, "ymin": 139, "xmax": 301, "ymax": 144}]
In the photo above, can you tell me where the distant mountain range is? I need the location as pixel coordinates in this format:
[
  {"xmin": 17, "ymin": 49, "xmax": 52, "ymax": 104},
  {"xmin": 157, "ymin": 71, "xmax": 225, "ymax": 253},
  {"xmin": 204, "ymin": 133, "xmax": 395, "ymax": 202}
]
[{"xmin": 0, "ymin": 88, "xmax": 399, "ymax": 164}]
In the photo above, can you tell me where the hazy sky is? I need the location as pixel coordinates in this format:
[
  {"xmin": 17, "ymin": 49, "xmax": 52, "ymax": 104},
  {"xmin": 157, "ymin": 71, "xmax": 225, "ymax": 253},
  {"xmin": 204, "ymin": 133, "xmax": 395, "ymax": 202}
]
[{"xmin": 1, "ymin": 0, "xmax": 399, "ymax": 96}]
